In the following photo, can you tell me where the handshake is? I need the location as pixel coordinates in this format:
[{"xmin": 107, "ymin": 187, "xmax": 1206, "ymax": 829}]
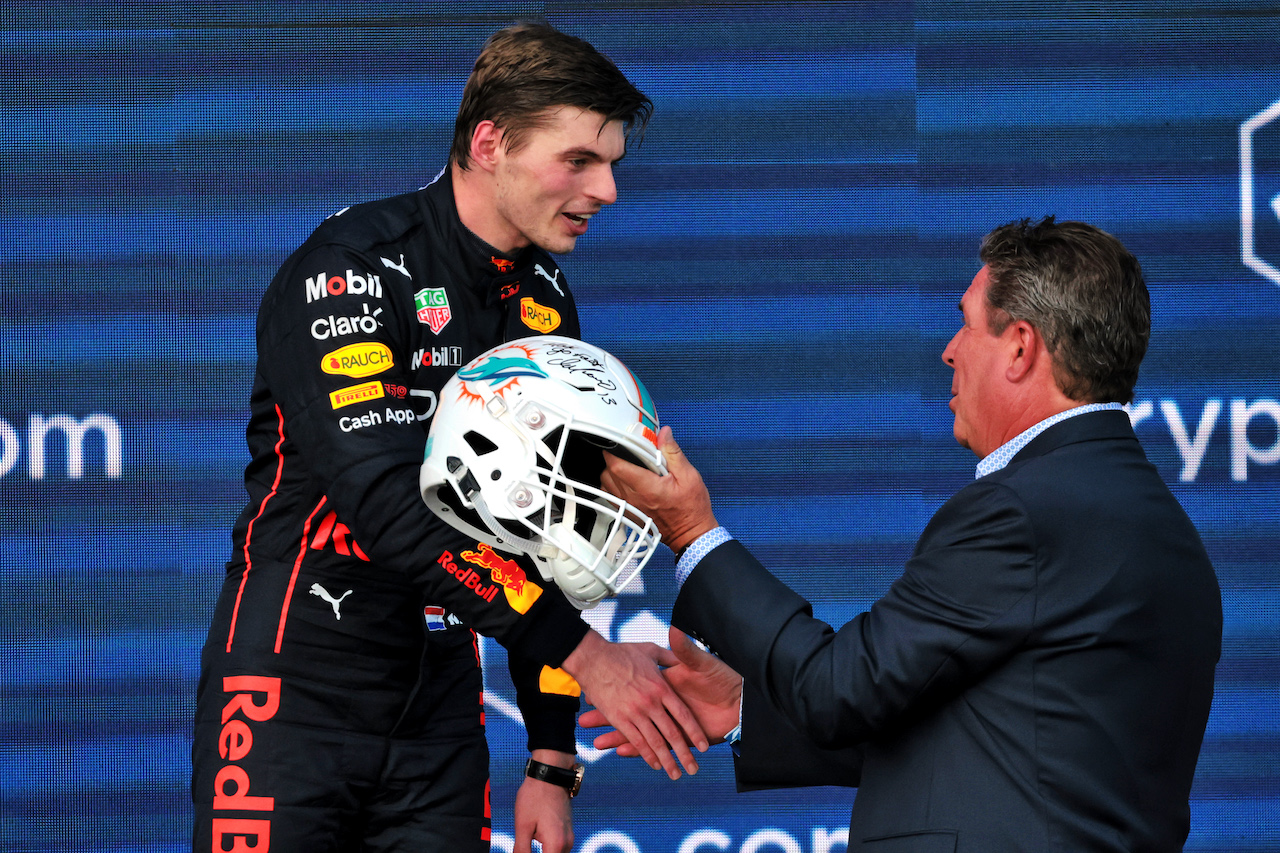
[{"xmin": 577, "ymin": 626, "xmax": 744, "ymax": 770}]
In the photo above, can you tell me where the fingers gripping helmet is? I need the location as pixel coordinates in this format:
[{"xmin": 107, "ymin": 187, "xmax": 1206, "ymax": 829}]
[{"xmin": 420, "ymin": 336, "xmax": 666, "ymax": 609}]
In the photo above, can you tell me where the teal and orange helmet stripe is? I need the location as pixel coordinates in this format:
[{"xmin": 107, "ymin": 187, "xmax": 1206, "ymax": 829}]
[{"xmin": 626, "ymin": 366, "xmax": 660, "ymax": 447}]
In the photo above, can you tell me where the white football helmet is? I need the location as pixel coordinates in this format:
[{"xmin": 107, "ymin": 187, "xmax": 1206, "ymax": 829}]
[{"xmin": 420, "ymin": 336, "xmax": 666, "ymax": 609}]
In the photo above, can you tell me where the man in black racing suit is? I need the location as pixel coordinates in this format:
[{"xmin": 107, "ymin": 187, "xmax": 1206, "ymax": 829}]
[{"xmin": 192, "ymin": 23, "xmax": 706, "ymax": 853}]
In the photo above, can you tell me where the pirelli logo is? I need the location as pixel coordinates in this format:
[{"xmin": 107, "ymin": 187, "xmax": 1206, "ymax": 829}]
[{"xmin": 329, "ymin": 381, "xmax": 384, "ymax": 410}]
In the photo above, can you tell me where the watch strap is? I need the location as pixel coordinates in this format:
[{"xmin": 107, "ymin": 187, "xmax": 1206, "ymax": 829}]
[{"xmin": 525, "ymin": 758, "xmax": 583, "ymax": 797}]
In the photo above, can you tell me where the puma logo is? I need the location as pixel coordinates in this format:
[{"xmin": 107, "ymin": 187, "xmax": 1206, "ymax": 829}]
[
  {"xmin": 381, "ymin": 254, "xmax": 411, "ymax": 279},
  {"xmin": 309, "ymin": 583, "xmax": 353, "ymax": 620},
  {"xmin": 534, "ymin": 264, "xmax": 564, "ymax": 296}
]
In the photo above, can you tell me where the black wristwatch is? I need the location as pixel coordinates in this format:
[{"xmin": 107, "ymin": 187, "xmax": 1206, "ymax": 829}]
[{"xmin": 525, "ymin": 758, "xmax": 584, "ymax": 798}]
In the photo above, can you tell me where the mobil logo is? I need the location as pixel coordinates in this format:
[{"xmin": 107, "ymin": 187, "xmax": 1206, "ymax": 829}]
[
  {"xmin": 1241, "ymin": 96, "xmax": 1280, "ymax": 287},
  {"xmin": 305, "ymin": 269, "xmax": 384, "ymax": 303}
]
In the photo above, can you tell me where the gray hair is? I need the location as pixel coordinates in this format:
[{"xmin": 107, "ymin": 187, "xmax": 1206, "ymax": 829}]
[{"xmin": 980, "ymin": 216, "xmax": 1150, "ymax": 403}]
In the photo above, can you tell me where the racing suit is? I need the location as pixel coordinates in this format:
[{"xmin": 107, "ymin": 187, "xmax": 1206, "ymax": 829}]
[{"xmin": 192, "ymin": 170, "xmax": 591, "ymax": 852}]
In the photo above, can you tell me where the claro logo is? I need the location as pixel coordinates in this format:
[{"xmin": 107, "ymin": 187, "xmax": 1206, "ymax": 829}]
[{"xmin": 0, "ymin": 413, "xmax": 122, "ymax": 480}]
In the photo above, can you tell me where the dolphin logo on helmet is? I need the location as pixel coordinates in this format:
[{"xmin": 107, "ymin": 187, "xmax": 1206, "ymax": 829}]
[{"xmin": 457, "ymin": 355, "xmax": 549, "ymax": 385}]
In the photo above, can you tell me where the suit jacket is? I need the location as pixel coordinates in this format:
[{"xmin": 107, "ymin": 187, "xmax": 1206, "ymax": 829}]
[{"xmin": 672, "ymin": 411, "xmax": 1221, "ymax": 853}]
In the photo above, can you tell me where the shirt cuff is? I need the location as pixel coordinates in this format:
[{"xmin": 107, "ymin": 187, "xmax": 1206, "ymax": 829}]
[
  {"xmin": 675, "ymin": 526, "xmax": 733, "ymax": 588},
  {"xmin": 725, "ymin": 693, "xmax": 744, "ymax": 756}
]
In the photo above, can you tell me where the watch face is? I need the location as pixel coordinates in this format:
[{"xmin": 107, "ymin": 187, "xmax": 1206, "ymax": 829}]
[{"xmin": 570, "ymin": 763, "xmax": 584, "ymax": 797}]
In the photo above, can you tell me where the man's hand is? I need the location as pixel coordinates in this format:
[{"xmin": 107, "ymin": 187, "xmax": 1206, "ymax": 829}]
[
  {"xmin": 513, "ymin": 749, "xmax": 575, "ymax": 853},
  {"xmin": 581, "ymin": 627, "xmax": 743, "ymax": 756},
  {"xmin": 561, "ymin": 630, "xmax": 708, "ymax": 780},
  {"xmin": 602, "ymin": 425, "xmax": 718, "ymax": 553}
]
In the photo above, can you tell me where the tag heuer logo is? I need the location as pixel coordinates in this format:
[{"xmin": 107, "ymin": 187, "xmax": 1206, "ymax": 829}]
[{"xmin": 414, "ymin": 287, "xmax": 452, "ymax": 334}]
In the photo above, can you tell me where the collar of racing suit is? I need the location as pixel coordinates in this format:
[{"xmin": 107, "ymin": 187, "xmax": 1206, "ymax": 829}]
[{"xmin": 421, "ymin": 169, "xmax": 539, "ymax": 308}]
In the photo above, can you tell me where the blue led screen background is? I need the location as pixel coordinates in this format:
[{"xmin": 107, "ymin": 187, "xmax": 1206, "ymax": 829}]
[{"xmin": 2, "ymin": 2, "xmax": 1278, "ymax": 850}]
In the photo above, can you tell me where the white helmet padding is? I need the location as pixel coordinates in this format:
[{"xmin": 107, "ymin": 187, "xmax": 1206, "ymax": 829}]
[{"xmin": 420, "ymin": 336, "xmax": 666, "ymax": 608}]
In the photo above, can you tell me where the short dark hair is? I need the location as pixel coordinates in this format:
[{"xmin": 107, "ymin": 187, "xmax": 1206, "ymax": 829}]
[
  {"xmin": 980, "ymin": 216, "xmax": 1150, "ymax": 404},
  {"xmin": 450, "ymin": 22, "xmax": 653, "ymax": 169}
]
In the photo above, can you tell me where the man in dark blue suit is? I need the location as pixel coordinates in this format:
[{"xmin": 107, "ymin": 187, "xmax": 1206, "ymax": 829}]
[{"xmin": 585, "ymin": 217, "xmax": 1222, "ymax": 852}]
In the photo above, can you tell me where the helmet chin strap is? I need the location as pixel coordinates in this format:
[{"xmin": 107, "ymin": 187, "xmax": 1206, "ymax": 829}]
[
  {"xmin": 469, "ymin": 486, "xmax": 554, "ymax": 558},
  {"xmin": 449, "ymin": 452, "xmax": 553, "ymax": 557}
]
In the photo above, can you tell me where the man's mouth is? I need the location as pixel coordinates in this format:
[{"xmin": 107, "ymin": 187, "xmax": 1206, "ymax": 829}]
[{"xmin": 563, "ymin": 211, "xmax": 594, "ymax": 236}]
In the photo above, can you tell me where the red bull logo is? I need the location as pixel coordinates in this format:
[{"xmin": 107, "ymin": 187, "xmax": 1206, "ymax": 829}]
[
  {"xmin": 490, "ymin": 256, "xmax": 515, "ymax": 273},
  {"xmin": 458, "ymin": 543, "xmax": 542, "ymax": 614},
  {"xmin": 437, "ymin": 549, "xmax": 501, "ymax": 603},
  {"xmin": 211, "ymin": 676, "xmax": 280, "ymax": 851},
  {"xmin": 462, "ymin": 542, "xmax": 528, "ymax": 593}
]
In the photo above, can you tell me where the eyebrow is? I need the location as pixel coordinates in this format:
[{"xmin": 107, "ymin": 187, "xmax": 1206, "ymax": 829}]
[{"xmin": 564, "ymin": 147, "xmax": 626, "ymax": 165}]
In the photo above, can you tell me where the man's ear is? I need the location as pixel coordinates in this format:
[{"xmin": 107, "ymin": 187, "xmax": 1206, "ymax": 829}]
[
  {"xmin": 1005, "ymin": 320, "xmax": 1043, "ymax": 383},
  {"xmin": 468, "ymin": 120, "xmax": 503, "ymax": 173}
]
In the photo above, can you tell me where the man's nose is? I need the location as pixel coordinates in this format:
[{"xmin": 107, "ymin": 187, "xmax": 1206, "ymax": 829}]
[
  {"xmin": 590, "ymin": 165, "xmax": 618, "ymax": 206},
  {"xmin": 941, "ymin": 330, "xmax": 960, "ymax": 366}
]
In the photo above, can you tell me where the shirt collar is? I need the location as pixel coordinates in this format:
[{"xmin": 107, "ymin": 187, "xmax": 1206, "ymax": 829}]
[
  {"xmin": 422, "ymin": 167, "xmax": 530, "ymax": 297},
  {"xmin": 975, "ymin": 402, "xmax": 1124, "ymax": 479}
]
